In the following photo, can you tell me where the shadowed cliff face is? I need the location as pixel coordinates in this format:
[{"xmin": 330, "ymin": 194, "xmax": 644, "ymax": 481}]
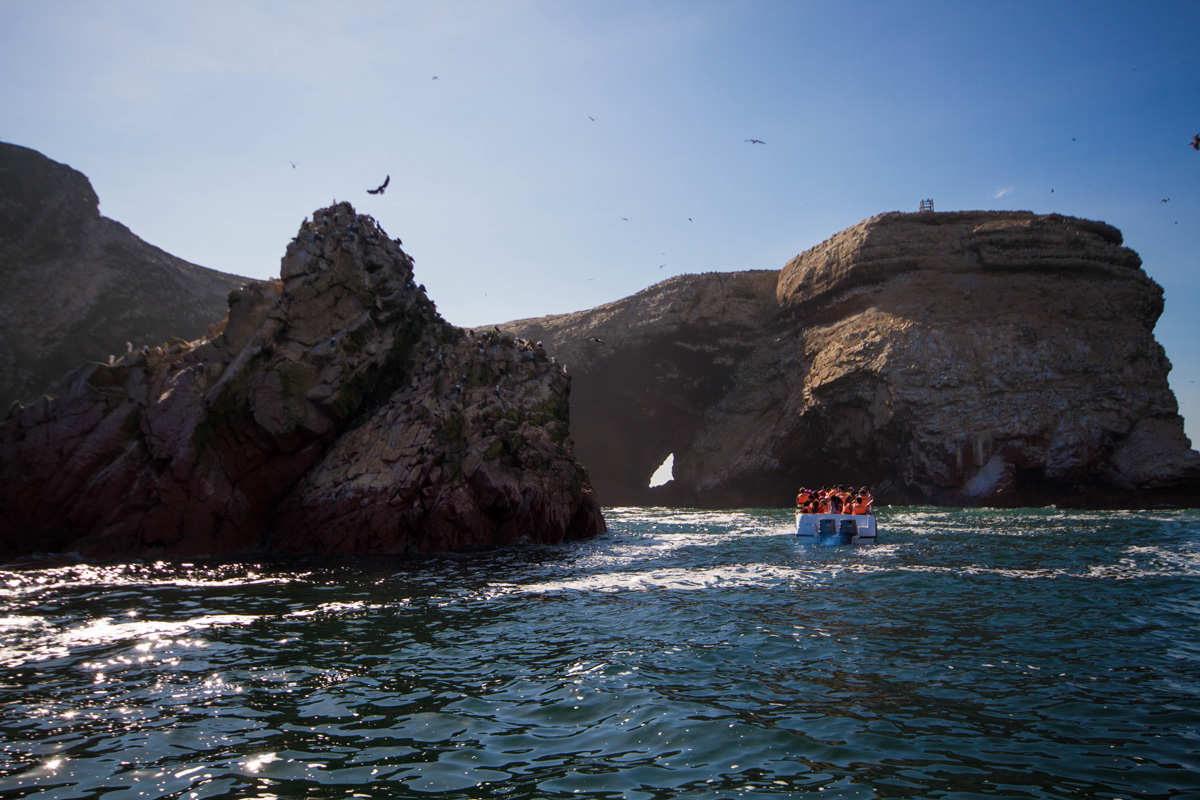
[
  {"xmin": 502, "ymin": 211, "xmax": 1199, "ymax": 509},
  {"xmin": 0, "ymin": 203, "xmax": 603, "ymax": 560},
  {"xmin": 0, "ymin": 142, "xmax": 248, "ymax": 409},
  {"xmin": 500, "ymin": 271, "xmax": 780, "ymax": 505}
]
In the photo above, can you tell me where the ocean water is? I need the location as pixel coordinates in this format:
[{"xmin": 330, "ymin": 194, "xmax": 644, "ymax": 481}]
[{"xmin": 1, "ymin": 507, "xmax": 1198, "ymax": 800}]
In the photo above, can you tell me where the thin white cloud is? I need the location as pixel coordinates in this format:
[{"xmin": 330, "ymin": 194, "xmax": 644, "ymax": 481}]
[{"xmin": 993, "ymin": 186, "xmax": 1015, "ymax": 199}]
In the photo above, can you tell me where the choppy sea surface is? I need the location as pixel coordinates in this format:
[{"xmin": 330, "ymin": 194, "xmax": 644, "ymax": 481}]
[{"xmin": 2, "ymin": 507, "xmax": 1198, "ymax": 800}]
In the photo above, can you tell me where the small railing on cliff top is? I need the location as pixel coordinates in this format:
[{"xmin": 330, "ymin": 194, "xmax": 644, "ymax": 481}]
[{"xmin": 919, "ymin": 199, "xmax": 934, "ymax": 212}]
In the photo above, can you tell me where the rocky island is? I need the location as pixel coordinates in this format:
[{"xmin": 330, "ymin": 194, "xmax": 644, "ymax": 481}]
[
  {"xmin": 502, "ymin": 211, "xmax": 1199, "ymax": 508},
  {"xmin": 2, "ymin": 143, "xmax": 1195, "ymax": 532},
  {"xmin": 0, "ymin": 202, "xmax": 605, "ymax": 560}
]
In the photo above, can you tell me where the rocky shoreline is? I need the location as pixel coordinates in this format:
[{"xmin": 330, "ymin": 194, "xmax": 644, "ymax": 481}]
[{"xmin": 2, "ymin": 144, "xmax": 1195, "ymax": 541}]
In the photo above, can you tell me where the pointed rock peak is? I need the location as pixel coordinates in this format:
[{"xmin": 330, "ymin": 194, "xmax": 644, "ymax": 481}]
[{"xmin": 276, "ymin": 203, "xmax": 438, "ymax": 348}]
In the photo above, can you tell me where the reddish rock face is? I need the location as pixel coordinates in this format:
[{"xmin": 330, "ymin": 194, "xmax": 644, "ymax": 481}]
[
  {"xmin": 501, "ymin": 211, "xmax": 1199, "ymax": 509},
  {"xmin": 0, "ymin": 203, "xmax": 604, "ymax": 561}
]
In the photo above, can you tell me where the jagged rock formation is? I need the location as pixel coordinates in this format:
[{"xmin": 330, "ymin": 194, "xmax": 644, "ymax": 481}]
[
  {"xmin": 501, "ymin": 211, "xmax": 1199, "ymax": 508},
  {"xmin": 0, "ymin": 142, "xmax": 248, "ymax": 410},
  {"xmin": 0, "ymin": 203, "xmax": 604, "ymax": 560}
]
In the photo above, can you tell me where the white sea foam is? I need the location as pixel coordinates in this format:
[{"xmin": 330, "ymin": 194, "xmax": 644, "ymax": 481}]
[{"xmin": 495, "ymin": 562, "xmax": 843, "ymax": 595}]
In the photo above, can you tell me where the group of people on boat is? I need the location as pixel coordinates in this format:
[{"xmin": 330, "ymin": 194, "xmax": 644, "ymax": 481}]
[{"xmin": 796, "ymin": 485, "xmax": 874, "ymax": 515}]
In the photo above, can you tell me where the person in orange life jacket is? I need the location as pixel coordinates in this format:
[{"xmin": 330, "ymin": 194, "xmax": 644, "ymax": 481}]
[{"xmin": 835, "ymin": 484, "xmax": 854, "ymax": 515}]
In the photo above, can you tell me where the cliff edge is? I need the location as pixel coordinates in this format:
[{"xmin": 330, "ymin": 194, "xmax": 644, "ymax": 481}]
[
  {"xmin": 502, "ymin": 211, "xmax": 1199, "ymax": 508},
  {"xmin": 0, "ymin": 203, "xmax": 604, "ymax": 560}
]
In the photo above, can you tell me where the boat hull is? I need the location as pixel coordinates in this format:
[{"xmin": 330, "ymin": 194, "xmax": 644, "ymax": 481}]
[{"xmin": 795, "ymin": 512, "xmax": 877, "ymax": 544}]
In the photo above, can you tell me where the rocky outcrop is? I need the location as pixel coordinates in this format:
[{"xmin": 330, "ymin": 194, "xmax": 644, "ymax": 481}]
[
  {"xmin": 0, "ymin": 203, "xmax": 604, "ymax": 560},
  {"xmin": 501, "ymin": 211, "xmax": 1199, "ymax": 508},
  {"xmin": 0, "ymin": 142, "xmax": 248, "ymax": 410}
]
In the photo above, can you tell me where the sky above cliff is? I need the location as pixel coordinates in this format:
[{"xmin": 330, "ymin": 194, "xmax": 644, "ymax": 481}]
[{"xmin": 2, "ymin": 0, "xmax": 1198, "ymax": 440}]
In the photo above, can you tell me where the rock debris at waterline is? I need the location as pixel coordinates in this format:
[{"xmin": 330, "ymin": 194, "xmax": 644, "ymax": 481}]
[{"xmin": 0, "ymin": 203, "xmax": 605, "ymax": 561}]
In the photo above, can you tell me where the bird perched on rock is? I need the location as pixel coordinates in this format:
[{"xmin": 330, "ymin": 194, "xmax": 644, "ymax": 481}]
[{"xmin": 367, "ymin": 175, "xmax": 390, "ymax": 195}]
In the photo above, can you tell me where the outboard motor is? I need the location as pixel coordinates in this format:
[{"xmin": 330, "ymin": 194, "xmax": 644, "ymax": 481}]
[
  {"xmin": 838, "ymin": 518, "xmax": 857, "ymax": 544},
  {"xmin": 818, "ymin": 518, "xmax": 837, "ymax": 541}
]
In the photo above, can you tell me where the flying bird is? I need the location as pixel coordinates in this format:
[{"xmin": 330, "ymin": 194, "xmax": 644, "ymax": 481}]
[
  {"xmin": 367, "ymin": 175, "xmax": 390, "ymax": 195},
  {"xmin": 588, "ymin": 115, "xmax": 596, "ymax": 121},
  {"xmin": 289, "ymin": 160, "xmax": 297, "ymax": 169},
  {"xmin": 745, "ymin": 139, "xmax": 766, "ymax": 145},
  {"xmin": 1192, "ymin": 134, "xmax": 1199, "ymax": 150},
  {"xmin": 1162, "ymin": 198, "xmax": 1170, "ymax": 203}
]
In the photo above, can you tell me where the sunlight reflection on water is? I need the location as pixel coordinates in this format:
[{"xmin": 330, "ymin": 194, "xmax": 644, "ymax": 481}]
[{"xmin": 0, "ymin": 507, "xmax": 1197, "ymax": 799}]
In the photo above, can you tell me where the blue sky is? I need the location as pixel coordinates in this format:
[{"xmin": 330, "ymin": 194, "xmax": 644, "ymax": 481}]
[{"xmin": 2, "ymin": 0, "xmax": 1197, "ymax": 440}]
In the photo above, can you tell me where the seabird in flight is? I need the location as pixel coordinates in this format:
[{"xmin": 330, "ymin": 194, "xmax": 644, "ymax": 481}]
[
  {"xmin": 367, "ymin": 175, "xmax": 390, "ymax": 195},
  {"xmin": 745, "ymin": 139, "xmax": 766, "ymax": 145},
  {"xmin": 1192, "ymin": 134, "xmax": 1199, "ymax": 151}
]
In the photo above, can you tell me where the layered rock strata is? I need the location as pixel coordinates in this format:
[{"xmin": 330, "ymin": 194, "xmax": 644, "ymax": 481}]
[
  {"xmin": 0, "ymin": 142, "xmax": 248, "ymax": 409},
  {"xmin": 0, "ymin": 203, "xmax": 604, "ymax": 560},
  {"xmin": 501, "ymin": 211, "xmax": 1199, "ymax": 508}
]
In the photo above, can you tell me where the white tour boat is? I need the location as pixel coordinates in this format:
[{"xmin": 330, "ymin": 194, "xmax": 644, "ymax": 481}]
[{"xmin": 795, "ymin": 511, "xmax": 877, "ymax": 544}]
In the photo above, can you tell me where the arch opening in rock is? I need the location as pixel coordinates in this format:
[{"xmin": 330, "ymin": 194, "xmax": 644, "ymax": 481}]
[{"xmin": 649, "ymin": 453, "xmax": 675, "ymax": 487}]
